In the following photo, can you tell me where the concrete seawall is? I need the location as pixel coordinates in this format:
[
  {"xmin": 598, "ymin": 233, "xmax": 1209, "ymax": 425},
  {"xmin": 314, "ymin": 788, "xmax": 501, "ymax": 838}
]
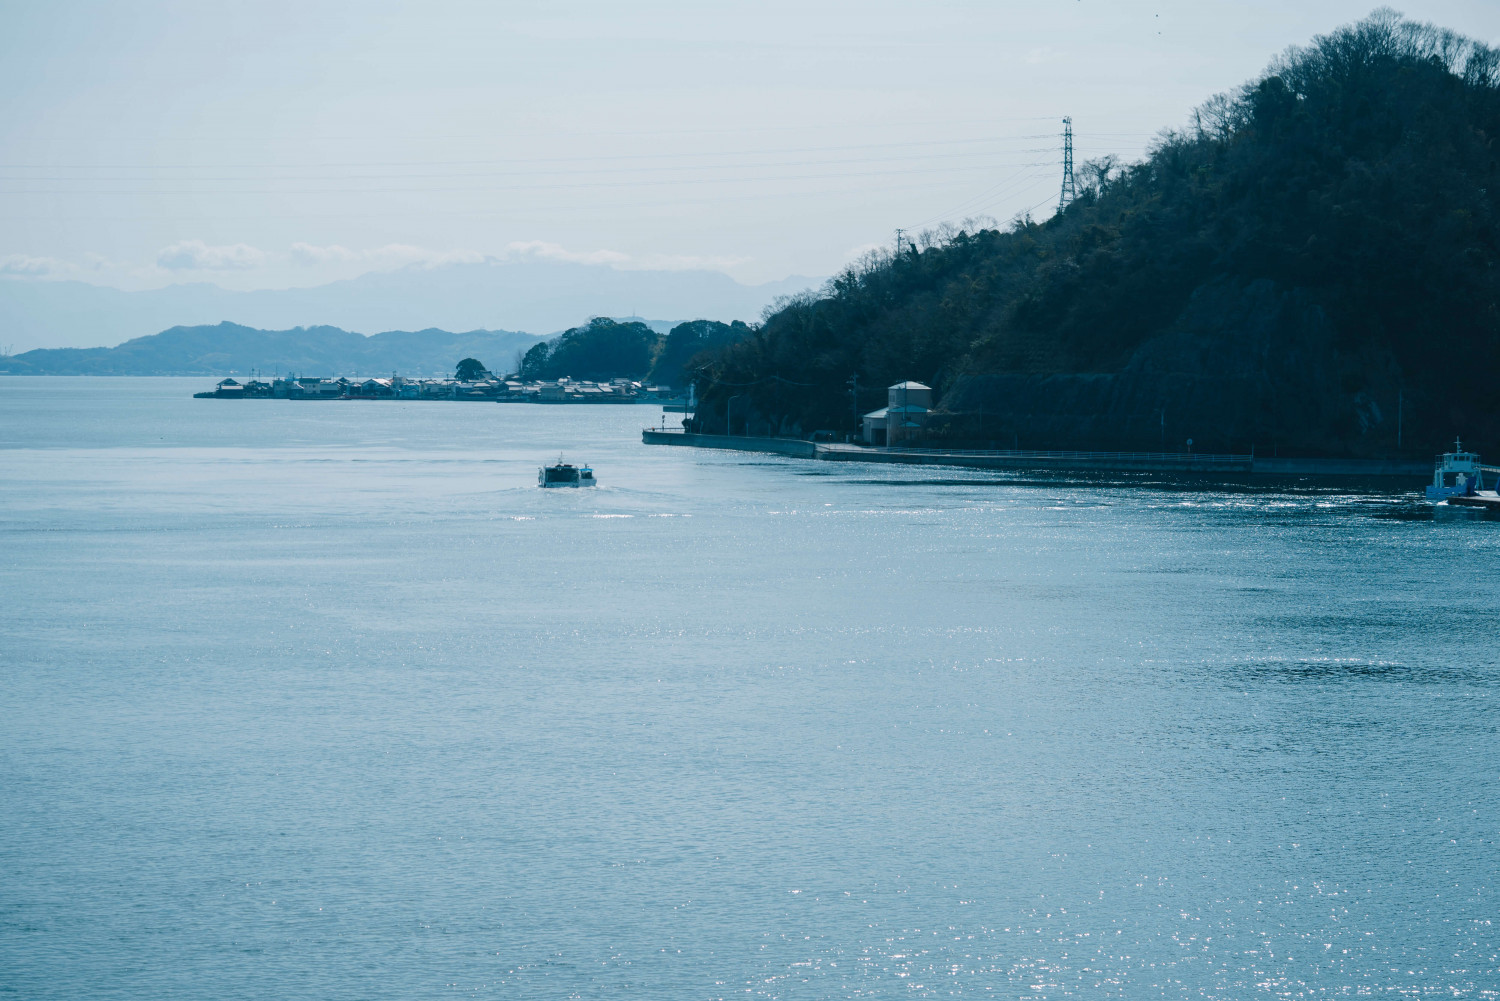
[
  {"xmin": 1247, "ymin": 456, "xmax": 1430, "ymax": 477},
  {"xmin": 642, "ymin": 431, "xmax": 819, "ymax": 458},
  {"xmin": 816, "ymin": 444, "xmax": 1252, "ymax": 474},
  {"xmin": 641, "ymin": 430, "xmax": 1431, "ymax": 479}
]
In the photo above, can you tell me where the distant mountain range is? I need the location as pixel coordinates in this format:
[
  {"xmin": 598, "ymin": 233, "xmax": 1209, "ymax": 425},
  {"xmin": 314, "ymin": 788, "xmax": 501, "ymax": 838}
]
[
  {"xmin": 2, "ymin": 323, "xmax": 546, "ymax": 378},
  {"xmin": 0, "ymin": 258, "xmax": 819, "ymax": 355}
]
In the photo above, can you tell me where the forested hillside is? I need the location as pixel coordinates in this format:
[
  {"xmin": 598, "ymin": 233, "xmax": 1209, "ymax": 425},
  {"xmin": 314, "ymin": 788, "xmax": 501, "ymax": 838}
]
[
  {"xmin": 4, "ymin": 315, "xmax": 756, "ymax": 383},
  {"xmin": 518, "ymin": 316, "xmax": 753, "ymax": 386},
  {"xmin": 692, "ymin": 12, "xmax": 1500, "ymax": 455}
]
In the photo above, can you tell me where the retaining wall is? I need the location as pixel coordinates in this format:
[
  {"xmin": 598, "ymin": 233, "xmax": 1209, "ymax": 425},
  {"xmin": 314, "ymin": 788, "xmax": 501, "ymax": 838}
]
[
  {"xmin": 641, "ymin": 430, "xmax": 818, "ymax": 458},
  {"xmin": 643, "ymin": 430, "xmax": 1431, "ymax": 479}
]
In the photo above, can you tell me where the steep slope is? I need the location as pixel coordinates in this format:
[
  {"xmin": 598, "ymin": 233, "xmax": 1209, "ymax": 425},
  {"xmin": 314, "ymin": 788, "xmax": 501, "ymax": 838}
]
[
  {"xmin": 693, "ymin": 13, "xmax": 1500, "ymax": 456},
  {"xmin": 513, "ymin": 317, "xmax": 756, "ymax": 386}
]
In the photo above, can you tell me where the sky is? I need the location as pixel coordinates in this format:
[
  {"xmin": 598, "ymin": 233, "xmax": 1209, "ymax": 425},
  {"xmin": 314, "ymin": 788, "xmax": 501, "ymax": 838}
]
[{"xmin": 2, "ymin": 0, "xmax": 1498, "ymax": 291}]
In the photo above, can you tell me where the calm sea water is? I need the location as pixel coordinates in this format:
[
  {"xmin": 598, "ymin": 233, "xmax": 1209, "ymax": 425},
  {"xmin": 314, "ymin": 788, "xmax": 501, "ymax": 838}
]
[{"xmin": 2, "ymin": 377, "xmax": 1497, "ymax": 1000}]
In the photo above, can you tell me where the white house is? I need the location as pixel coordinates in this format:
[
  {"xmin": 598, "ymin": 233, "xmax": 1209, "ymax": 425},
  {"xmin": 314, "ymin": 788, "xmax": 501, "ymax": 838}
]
[{"xmin": 863, "ymin": 380, "xmax": 932, "ymax": 445}]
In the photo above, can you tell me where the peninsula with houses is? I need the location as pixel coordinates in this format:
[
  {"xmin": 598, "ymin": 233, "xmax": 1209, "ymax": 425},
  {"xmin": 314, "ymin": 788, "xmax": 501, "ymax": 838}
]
[{"xmin": 195, "ymin": 373, "xmax": 679, "ymax": 404}]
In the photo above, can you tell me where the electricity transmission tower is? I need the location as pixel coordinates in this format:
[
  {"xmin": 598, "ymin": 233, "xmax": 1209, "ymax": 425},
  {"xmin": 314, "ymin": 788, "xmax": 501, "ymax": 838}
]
[{"xmin": 1058, "ymin": 116, "xmax": 1077, "ymax": 213}]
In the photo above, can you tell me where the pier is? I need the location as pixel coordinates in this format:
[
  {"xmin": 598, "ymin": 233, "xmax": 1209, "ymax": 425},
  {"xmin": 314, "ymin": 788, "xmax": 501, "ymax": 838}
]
[
  {"xmin": 641, "ymin": 429, "xmax": 1432, "ymax": 479},
  {"xmin": 1441, "ymin": 494, "xmax": 1500, "ymax": 519}
]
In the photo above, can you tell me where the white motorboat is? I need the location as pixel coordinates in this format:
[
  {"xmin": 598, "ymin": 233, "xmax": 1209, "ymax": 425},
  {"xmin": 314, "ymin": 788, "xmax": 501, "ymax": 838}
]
[{"xmin": 539, "ymin": 461, "xmax": 596, "ymax": 488}]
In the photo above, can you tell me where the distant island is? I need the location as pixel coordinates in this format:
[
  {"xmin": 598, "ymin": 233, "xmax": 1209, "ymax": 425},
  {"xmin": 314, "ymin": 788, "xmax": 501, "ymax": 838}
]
[
  {"xmin": 2, "ymin": 316, "xmax": 755, "ymax": 387},
  {"xmin": 688, "ymin": 12, "xmax": 1500, "ymax": 458},
  {"xmin": 1, "ymin": 323, "xmax": 545, "ymax": 378},
  {"xmin": 0, "ymin": 257, "xmax": 819, "ymax": 354}
]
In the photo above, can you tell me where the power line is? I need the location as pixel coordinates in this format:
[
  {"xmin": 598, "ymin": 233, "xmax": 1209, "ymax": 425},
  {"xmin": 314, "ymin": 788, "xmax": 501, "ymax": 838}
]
[
  {"xmin": 907, "ymin": 163, "xmax": 1058, "ymax": 231},
  {"xmin": 9, "ymin": 116, "xmax": 1079, "ymax": 146},
  {"xmin": 0, "ymin": 160, "xmax": 1058, "ymax": 197},
  {"xmin": 1023, "ymin": 190, "xmax": 1060, "ymax": 219},
  {"xmin": 0, "ymin": 173, "xmax": 1068, "ymax": 221},
  {"xmin": 898, "ymin": 116, "xmax": 1150, "ymax": 234},
  {"xmin": 966, "ymin": 175, "xmax": 1060, "ymax": 223},
  {"xmin": 0, "ymin": 151, "xmax": 1061, "ymax": 184},
  {"xmin": 0, "ymin": 135, "xmax": 1077, "ymax": 172}
]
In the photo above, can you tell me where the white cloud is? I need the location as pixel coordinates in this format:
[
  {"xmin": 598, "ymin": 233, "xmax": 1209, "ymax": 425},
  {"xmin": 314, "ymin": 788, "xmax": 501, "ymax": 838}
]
[
  {"xmin": 2, "ymin": 239, "xmax": 746, "ymax": 290},
  {"xmin": 156, "ymin": 240, "xmax": 266, "ymax": 271},
  {"xmin": 290, "ymin": 242, "xmax": 485, "ymax": 270},
  {"xmin": 840, "ymin": 241, "xmax": 887, "ymax": 263},
  {"xmin": 370, "ymin": 244, "xmax": 486, "ymax": 269},
  {"xmin": 502, "ymin": 240, "xmax": 746, "ymax": 273},
  {"xmin": 289, "ymin": 240, "xmax": 746, "ymax": 275},
  {"xmin": 628, "ymin": 251, "xmax": 750, "ymax": 272},
  {"xmin": 0, "ymin": 254, "xmax": 71, "ymax": 277},
  {"xmin": 504, "ymin": 240, "xmax": 631, "ymax": 267},
  {"xmin": 289, "ymin": 242, "xmax": 360, "ymax": 265}
]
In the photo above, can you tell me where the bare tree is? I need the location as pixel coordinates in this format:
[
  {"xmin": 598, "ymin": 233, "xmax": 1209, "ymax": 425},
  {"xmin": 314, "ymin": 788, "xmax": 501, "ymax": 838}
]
[{"xmin": 1079, "ymin": 155, "xmax": 1121, "ymax": 197}]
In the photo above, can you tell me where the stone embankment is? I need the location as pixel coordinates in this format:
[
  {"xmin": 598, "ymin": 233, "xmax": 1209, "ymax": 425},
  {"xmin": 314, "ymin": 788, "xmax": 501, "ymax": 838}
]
[{"xmin": 641, "ymin": 430, "xmax": 1431, "ymax": 478}]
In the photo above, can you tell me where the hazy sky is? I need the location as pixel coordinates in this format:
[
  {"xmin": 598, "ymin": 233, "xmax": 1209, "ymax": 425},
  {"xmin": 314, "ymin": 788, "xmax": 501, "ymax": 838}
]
[{"xmin": 2, "ymin": 0, "xmax": 1498, "ymax": 290}]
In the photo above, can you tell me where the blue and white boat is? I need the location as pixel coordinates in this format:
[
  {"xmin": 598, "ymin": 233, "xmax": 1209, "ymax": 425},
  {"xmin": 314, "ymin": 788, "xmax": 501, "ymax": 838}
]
[
  {"xmin": 539, "ymin": 461, "xmax": 596, "ymax": 488},
  {"xmin": 1426, "ymin": 439, "xmax": 1486, "ymax": 499}
]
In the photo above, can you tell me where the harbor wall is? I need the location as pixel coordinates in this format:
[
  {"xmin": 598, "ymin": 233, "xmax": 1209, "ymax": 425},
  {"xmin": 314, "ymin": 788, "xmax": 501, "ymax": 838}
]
[
  {"xmin": 641, "ymin": 430, "xmax": 819, "ymax": 458},
  {"xmin": 816, "ymin": 446, "xmax": 1250, "ymax": 473},
  {"xmin": 642, "ymin": 430, "xmax": 1430, "ymax": 479},
  {"xmin": 1249, "ymin": 457, "xmax": 1430, "ymax": 477}
]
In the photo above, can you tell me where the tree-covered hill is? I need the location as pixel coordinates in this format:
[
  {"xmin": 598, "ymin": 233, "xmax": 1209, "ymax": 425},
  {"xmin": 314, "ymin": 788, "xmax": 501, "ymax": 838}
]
[
  {"xmin": 518, "ymin": 317, "xmax": 752, "ymax": 387},
  {"xmin": 692, "ymin": 12, "xmax": 1500, "ymax": 456},
  {"xmin": 649, "ymin": 319, "xmax": 754, "ymax": 387}
]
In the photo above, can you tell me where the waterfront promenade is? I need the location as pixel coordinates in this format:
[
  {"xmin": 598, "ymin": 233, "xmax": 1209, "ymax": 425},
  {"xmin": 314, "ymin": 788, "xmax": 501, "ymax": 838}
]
[{"xmin": 641, "ymin": 429, "xmax": 1432, "ymax": 478}]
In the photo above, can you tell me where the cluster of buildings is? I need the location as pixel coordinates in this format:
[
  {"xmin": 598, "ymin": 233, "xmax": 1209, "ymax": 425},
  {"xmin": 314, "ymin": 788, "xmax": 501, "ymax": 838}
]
[
  {"xmin": 197, "ymin": 373, "xmax": 933, "ymax": 443},
  {"xmin": 196, "ymin": 375, "xmax": 679, "ymax": 403}
]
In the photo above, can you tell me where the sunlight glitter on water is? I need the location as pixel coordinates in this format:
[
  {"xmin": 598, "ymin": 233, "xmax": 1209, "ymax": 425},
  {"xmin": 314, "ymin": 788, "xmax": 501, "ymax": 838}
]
[{"xmin": 1, "ymin": 378, "xmax": 1496, "ymax": 1000}]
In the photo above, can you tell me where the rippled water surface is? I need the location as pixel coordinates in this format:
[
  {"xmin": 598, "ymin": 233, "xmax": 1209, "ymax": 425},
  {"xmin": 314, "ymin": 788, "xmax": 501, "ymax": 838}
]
[{"xmin": 2, "ymin": 377, "xmax": 1497, "ymax": 999}]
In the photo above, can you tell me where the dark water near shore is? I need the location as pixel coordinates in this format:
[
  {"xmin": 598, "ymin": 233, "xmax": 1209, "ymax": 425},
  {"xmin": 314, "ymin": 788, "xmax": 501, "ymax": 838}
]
[{"xmin": 2, "ymin": 377, "xmax": 1497, "ymax": 999}]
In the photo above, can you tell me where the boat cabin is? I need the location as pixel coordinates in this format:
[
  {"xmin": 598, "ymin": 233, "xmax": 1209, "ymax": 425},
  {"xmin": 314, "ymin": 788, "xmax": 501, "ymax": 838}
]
[
  {"xmin": 1426, "ymin": 439, "xmax": 1485, "ymax": 499},
  {"xmin": 539, "ymin": 462, "xmax": 596, "ymax": 488}
]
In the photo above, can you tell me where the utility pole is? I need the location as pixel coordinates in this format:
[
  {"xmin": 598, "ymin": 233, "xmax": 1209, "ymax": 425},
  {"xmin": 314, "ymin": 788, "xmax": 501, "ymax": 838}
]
[
  {"xmin": 1059, "ymin": 117, "xmax": 1077, "ymax": 213},
  {"xmin": 848, "ymin": 374, "xmax": 859, "ymax": 423},
  {"xmin": 901, "ymin": 379, "xmax": 909, "ymax": 448}
]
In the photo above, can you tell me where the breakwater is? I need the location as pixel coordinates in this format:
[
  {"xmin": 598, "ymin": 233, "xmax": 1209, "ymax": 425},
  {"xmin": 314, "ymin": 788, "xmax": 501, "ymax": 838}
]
[{"xmin": 641, "ymin": 429, "xmax": 1432, "ymax": 479}]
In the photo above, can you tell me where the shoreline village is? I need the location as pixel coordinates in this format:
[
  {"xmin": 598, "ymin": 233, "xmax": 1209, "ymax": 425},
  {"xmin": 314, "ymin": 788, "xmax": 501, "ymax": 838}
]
[{"xmin": 194, "ymin": 375, "xmax": 680, "ymax": 404}]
